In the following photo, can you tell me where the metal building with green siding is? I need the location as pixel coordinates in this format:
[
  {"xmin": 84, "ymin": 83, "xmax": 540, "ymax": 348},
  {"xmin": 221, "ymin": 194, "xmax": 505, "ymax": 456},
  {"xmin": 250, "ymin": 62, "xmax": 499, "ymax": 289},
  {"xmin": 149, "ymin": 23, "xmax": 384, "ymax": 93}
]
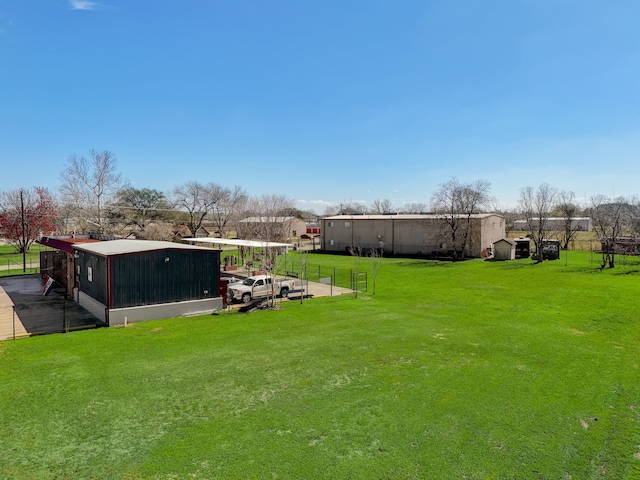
[{"xmin": 73, "ymin": 239, "xmax": 222, "ymax": 325}]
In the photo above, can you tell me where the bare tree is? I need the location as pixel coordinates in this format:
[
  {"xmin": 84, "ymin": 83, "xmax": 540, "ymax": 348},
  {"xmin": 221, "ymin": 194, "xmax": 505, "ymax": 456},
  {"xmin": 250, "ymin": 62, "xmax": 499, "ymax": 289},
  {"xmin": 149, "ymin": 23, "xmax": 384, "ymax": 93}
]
[
  {"xmin": 347, "ymin": 241, "xmax": 363, "ymax": 298},
  {"xmin": 431, "ymin": 177, "xmax": 492, "ymax": 260},
  {"xmin": 518, "ymin": 183, "xmax": 558, "ymax": 263},
  {"xmin": 171, "ymin": 182, "xmax": 248, "ymax": 239},
  {"xmin": 338, "ymin": 199, "xmax": 367, "ymax": 215},
  {"xmin": 54, "ymin": 201, "xmax": 77, "ymax": 236},
  {"xmin": 246, "ymin": 193, "xmax": 296, "ymax": 271},
  {"xmin": 59, "ymin": 149, "xmax": 123, "ymax": 234},
  {"xmin": 298, "ymin": 251, "xmax": 309, "ymax": 280},
  {"xmin": 369, "ymin": 247, "xmax": 383, "ymax": 295},
  {"xmin": 554, "ymin": 190, "xmax": 581, "ymax": 249},
  {"xmin": 248, "ymin": 194, "xmax": 296, "ymax": 243},
  {"xmin": 322, "ymin": 204, "xmax": 341, "ymax": 216},
  {"xmin": 371, "ymin": 198, "xmax": 393, "ymax": 214},
  {"xmin": 494, "ymin": 208, "xmax": 518, "ymax": 236},
  {"xmin": 208, "ymin": 185, "xmax": 248, "ymax": 238},
  {"xmin": 627, "ymin": 196, "xmax": 640, "ymax": 238},
  {"xmin": 171, "ymin": 181, "xmax": 215, "ymax": 237},
  {"xmin": 589, "ymin": 195, "xmax": 628, "ymax": 268},
  {"xmin": 401, "ymin": 202, "xmax": 428, "ymax": 214}
]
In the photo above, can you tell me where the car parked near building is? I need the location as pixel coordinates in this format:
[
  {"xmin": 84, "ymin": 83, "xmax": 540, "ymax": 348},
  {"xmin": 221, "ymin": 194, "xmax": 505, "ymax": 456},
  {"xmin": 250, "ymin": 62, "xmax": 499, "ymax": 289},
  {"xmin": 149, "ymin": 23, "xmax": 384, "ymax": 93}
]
[{"xmin": 227, "ymin": 275, "xmax": 296, "ymax": 304}]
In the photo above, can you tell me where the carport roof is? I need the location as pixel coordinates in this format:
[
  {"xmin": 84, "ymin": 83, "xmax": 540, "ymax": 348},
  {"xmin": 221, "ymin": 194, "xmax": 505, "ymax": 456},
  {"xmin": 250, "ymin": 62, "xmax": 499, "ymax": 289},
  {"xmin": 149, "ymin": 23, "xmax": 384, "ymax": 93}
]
[
  {"xmin": 183, "ymin": 238, "xmax": 294, "ymax": 248},
  {"xmin": 74, "ymin": 239, "xmax": 218, "ymax": 256}
]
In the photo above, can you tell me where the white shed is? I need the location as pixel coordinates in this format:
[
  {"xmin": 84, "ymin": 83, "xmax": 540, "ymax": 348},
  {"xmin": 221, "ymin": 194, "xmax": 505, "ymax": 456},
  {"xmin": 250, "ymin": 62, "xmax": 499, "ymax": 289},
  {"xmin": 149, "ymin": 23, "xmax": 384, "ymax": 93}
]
[{"xmin": 492, "ymin": 238, "xmax": 515, "ymax": 261}]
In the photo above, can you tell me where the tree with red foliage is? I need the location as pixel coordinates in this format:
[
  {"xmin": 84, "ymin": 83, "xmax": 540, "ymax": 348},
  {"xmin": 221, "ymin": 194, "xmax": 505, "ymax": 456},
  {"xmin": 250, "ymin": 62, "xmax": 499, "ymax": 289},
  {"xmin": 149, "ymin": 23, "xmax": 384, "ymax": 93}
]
[{"xmin": 0, "ymin": 187, "xmax": 58, "ymax": 253}]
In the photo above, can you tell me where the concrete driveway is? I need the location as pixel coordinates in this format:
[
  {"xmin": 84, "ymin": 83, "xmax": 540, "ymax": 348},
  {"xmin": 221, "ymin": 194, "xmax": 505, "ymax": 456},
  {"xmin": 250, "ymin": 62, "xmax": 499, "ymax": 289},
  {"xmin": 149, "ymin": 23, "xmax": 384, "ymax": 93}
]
[
  {"xmin": 0, "ymin": 273, "xmax": 354, "ymax": 338},
  {"xmin": 285, "ymin": 277, "xmax": 354, "ymax": 299},
  {"xmin": 224, "ymin": 273, "xmax": 354, "ymax": 309},
  {"xmin": 0, "ymin": 275, "xmax": 103, "ymax": 340}
]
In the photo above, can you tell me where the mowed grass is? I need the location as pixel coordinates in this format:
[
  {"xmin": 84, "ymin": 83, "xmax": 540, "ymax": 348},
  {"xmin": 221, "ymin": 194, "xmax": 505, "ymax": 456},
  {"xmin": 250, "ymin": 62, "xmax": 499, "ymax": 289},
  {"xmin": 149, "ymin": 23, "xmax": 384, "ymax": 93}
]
[
  {"xmin": 1, "ymin": 251, "xmax": 639, "ymax": 479},
  {"xmin": 0, "ymin": 243, "xmax": 45, "ymax": 276}
]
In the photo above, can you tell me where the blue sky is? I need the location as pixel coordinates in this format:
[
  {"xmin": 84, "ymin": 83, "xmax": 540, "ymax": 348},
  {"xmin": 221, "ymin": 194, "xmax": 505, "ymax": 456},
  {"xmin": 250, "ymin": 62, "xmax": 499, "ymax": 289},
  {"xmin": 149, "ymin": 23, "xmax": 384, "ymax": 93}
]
[{"xmin": 2, "ymin": 1, "xmax": 640, "ymax": 213}]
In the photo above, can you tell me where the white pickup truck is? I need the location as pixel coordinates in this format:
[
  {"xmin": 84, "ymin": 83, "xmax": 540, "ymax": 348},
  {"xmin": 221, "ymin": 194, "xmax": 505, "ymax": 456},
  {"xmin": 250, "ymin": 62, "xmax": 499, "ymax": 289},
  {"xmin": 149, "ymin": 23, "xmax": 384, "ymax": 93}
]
[{"xmin": 227, "ymin": 275, "xmax": 296, "ymax": 304}]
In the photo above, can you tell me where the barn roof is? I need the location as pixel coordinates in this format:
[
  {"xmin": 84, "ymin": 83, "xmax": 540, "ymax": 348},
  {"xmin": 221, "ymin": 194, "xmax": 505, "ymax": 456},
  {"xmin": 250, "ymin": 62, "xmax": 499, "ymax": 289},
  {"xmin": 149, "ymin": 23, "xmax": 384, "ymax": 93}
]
[
  {"xmin": 239, "ymin": 216, "xmax": 297, "ymax": 223},
  {"xmin": 74, "ymin": 239, "xmax": 217, "ymax": 256},
  {"xmin": 322, "ymin": 213, "xmax": 501, "ymax": 220}
]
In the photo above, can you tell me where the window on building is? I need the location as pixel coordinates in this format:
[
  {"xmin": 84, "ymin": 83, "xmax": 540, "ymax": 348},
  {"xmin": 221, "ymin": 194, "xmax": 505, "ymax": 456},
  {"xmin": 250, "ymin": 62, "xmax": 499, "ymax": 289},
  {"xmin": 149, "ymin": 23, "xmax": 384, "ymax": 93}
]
[
  {"xmin": 329, "ymin": 240, "xmax": 334, "ymax": 246},
  {"xmin": 328, "ymin": 221, "xmax": 334, "ymax": 227},
  {"xmin": 344, "ymin": 222, "xmax": 350, "ymax": 227}
]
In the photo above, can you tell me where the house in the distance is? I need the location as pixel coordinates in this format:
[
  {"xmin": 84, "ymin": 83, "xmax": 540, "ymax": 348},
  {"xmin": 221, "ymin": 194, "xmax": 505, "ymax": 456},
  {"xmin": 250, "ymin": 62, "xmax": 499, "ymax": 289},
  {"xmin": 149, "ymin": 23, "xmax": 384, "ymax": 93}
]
[
  {"xmin": 236, "ymin": 217, "xmax": 307, "ymax": 241},
  {"xmin": 172, "ymin": 224, "xmax": 210, "ymax": 240}
]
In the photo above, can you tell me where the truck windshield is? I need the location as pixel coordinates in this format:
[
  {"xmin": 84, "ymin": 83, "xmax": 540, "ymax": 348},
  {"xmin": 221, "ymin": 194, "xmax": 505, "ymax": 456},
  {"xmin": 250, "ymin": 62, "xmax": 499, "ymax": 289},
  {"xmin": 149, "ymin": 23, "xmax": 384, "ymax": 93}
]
[{"xmin": 242, "ymin": 278, "xmax": 255, "ymax": 286}]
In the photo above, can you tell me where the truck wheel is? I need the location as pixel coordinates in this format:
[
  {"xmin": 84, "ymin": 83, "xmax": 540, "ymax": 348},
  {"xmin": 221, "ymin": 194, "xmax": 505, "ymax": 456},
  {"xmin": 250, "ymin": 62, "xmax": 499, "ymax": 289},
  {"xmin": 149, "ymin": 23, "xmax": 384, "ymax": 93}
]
[
  {"xmin": 280, "ymin": 287, "xmax": 289, "ymax": 297},
  {"xmin": 242, "ymin": 293, "xmax": 252, "ymax": 303}
]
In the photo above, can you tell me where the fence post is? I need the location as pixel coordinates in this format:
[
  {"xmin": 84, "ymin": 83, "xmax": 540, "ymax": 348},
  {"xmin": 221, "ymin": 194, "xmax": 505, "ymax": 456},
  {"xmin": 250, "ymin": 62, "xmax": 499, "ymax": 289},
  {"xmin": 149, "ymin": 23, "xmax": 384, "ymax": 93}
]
[{"xmin": 63, "ymin": 294, "xmax": 67, "ymax": 333}]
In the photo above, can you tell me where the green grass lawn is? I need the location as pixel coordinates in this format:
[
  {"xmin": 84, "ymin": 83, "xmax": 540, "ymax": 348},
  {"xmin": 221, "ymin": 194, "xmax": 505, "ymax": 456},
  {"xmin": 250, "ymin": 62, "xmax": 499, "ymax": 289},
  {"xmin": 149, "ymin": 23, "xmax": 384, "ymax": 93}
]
[
  {"xmin": 0, "ymin": 243, "xmax": 45, "ymax": 276},
  {"xmin": 1, "ymin": 251, "xmax": 639, "ymax": 479}
]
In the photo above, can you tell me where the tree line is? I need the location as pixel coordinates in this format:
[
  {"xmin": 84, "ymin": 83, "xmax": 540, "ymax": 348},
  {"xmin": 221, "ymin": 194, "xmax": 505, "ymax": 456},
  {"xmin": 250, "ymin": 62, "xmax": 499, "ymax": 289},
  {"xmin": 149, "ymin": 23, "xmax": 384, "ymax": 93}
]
[
  {"xmin": 0, "ymin": 150, "xmax": 299, "ymax": 255},
  {"xmin": 2, "ymin": 149, "xmax": 640, "ymax": 268}
]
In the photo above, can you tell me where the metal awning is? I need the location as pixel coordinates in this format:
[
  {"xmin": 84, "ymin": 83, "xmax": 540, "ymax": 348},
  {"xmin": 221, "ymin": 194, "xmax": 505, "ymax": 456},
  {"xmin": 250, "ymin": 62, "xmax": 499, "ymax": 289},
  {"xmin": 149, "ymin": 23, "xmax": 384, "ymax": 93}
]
[{"xmin": 182, "ymin": 238, "xmax": 294, "ymax": 248}]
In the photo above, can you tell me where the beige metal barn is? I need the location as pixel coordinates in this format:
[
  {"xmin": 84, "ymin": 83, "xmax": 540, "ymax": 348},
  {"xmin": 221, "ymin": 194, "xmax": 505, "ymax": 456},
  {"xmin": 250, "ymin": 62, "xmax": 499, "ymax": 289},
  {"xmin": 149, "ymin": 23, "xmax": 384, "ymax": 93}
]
[{"xmin": 321, "ymin": 214, "xmax": 505, "ymax": 258}]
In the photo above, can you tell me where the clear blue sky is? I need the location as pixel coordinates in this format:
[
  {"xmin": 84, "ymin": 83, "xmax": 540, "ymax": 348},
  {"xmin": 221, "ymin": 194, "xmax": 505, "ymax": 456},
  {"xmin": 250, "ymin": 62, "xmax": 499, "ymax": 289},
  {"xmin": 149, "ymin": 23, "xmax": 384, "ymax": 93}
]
[{"xmin": 2, "ymin": 1, "xmax": 640, "ymax": 213}]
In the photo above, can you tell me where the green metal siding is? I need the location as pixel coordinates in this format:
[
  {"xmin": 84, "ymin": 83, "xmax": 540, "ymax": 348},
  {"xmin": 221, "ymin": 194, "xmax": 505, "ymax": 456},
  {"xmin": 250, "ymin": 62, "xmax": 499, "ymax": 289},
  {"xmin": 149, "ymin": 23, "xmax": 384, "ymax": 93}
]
[
  {"xmin": 75, "ymin": 250, "xmax": 109, "ymax": 306},
  {"xmin": 109, "ymin": 249, "xmax": 220, "ymax": 309}
]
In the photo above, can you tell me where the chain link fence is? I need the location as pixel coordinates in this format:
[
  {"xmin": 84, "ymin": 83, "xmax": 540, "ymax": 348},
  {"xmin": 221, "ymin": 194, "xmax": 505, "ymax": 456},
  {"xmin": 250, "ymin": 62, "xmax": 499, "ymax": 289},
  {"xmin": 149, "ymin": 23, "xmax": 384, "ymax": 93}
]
[
  {"xmin": 0, "ymin": 258, "xmax": 39, "ymax": 276},
  {"xmin": 275, "ymin": 259, "xmax": 368, "ymax": 292}
]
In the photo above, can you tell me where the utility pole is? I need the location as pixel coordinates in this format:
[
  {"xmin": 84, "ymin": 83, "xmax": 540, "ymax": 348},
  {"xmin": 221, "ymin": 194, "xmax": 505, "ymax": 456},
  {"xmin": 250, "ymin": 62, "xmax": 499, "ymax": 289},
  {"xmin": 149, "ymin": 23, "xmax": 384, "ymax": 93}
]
[{"xmin": 20, "ymin": 189, "xmax": 26, "ymax": 272}]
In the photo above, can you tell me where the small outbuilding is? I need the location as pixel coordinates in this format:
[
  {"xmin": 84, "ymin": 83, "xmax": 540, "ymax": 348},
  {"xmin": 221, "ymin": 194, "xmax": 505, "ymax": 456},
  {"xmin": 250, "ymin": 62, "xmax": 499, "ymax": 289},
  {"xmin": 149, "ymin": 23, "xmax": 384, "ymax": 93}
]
[
  {"xmin": 540, "ymin": 239, "xmax": 561, "ymax": 260},
  {"xmin": 513, "ymin": 238, "xmax": 531, "ymax": 259},
  {"xmin": 492, "ymin": 238, "xmax": 515, "ymax": 261},
  {"xmin": 73, "ymin": 239, "xmax": 222, "ymax": 326}
]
